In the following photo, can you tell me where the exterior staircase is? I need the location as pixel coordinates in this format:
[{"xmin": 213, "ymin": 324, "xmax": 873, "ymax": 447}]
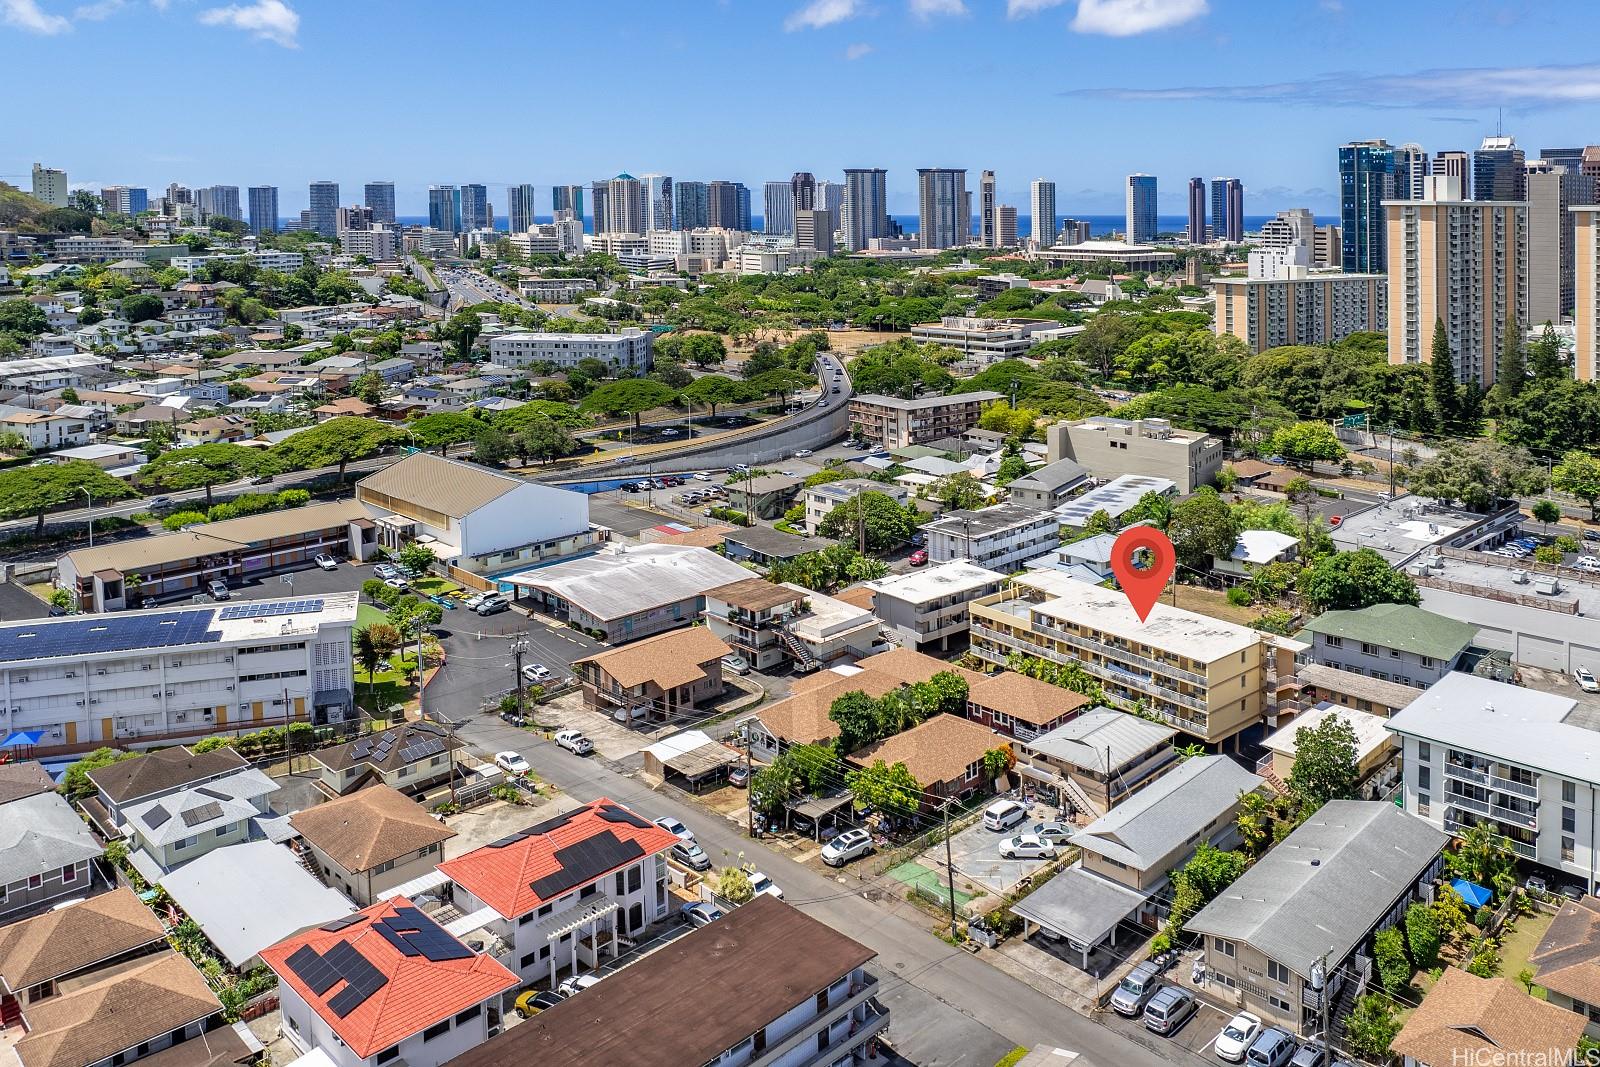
[
  {"xmin": 1059, "ymin": 772, "xmax": 1104, "ymax": 819},
  {"xmin": 1, "ymin": 993, "xmax": 21, "ymax": 1030},
  {"xmin": 776, "ymin": 626, "xmax": 819, "ymax": 672},
  {"xmin": 1254, "ymin": 754, "xmax": 1291, "ymax": 797},
  {"xmin": 1327, "ymin": 955, "xmax": 1370, "ymax": 1046},
  {"xmin": 296, "ymin": 844, "xmax": 331, "ymax": 887}
]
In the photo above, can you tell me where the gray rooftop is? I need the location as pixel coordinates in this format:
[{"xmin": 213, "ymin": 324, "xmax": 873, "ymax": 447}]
[
  {"xmin": 1328, "ymin": 494, "xmax": 1508, "ymax": 565},
  {"xmin": 1025, "ymin": 708, "xmax": 1177, "ymax": 770},
  {"xmin": 1053, "ymin": 474, "xmax": 1176, "ymax": 527},
  {"xmin": 722, "ymin": 525, "xmax": 833, "ymax": 558},
  {"xmin": 1385, "ymin": 671, "xmax": 1600, "ymax": 783},
  {"xmin": 1186, "ymin": 800, "xmax": 1449, "ymax": 977},
  {"xmin": 924, "ymin": 502, "xmax": 1057, "ymax": 538},
  {"xmin": 851, "ymin": 390, "xmax": 1003, "ymax": 411},
  {"xmin": 1009, "ymin": 863, "xmax": 1149, "ymax": 946},
  {"xmin": 509, "ymin": 543, "xmax": 751, "ymax": 621},
  {"xmin": 1073, "ymin": 756, "xmax": 1263, "ymax": 871},
  {"xmin": 123, "ymin": 768, "xmax": 278, "ymax": 847},
  {"xmin": 0, "ymin": 792, "xmax": 103, "ymax": 883},
  {"xmin": 1008, "ymin": 458, "xmax": 1089, "ymax": 495}
]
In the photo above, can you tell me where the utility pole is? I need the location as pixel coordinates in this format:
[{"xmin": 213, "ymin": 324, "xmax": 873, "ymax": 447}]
[
  {"xmin": 857, "ymin": 491, "xmax": 866, "ymax": 555},
  {"xmin": 746, "ymin": 744, "xmax": 755, "ymax": 838},
  {"xmin": 1387, "ymin": 424, "xmax": 1396, "ymax": 498},
  {"xmin": 942, "ymin": 799, "xmax": 959, "ymax": 937},
  {"xmin": 511, "ymin": 637, "xmax": 529, "ymax": 716}
]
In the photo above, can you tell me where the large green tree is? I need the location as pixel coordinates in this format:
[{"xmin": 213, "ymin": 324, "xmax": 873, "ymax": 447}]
[
  {"xmin": 816, "ymin": 491, "xmax": 916, "ymax": 552},
  {"xmin": 1553, "ymin": 450, "xmax": 1600, "ymax": 521},
  {"xmin": 1286, "ymin": 713, "xmax": 1361, "ymax": 811},
  {"xmin": 270, "ymin": 416, "xmax": 399, "ymax": 482},
  {"xmin": 828, "ymin": 691, "xmax": 880, "ymax": 756},
  {"xmin": 1493, "ymin": 316, "xmax": 1525, "ymax": 407},
  {"xmin": 1405, "ymin": 441, "xmax": 1546, "ymax": 511},
  {"xmin": 681, "ymin": 374, "xmax": 754, "ymax": 417},
  {"xmin": 1265, "ymin": 421, "xmax": 1346, "ymax": 466},
  {"xmin": 408, "ymin": 412, "xmax": 484, "ymax": 455},
  {"xmin": 845, "ymin": 759, "xmax": 921, "ymax": 818},
  {"xmin": 1429, "ymin": 320, "xmax": 1459, "ymax": 429},
  {"xmin": 0, "ymin": 461, "xmax": 137, "ymax": 535},
  {"xmin": 929, "ymin": 471, "xmax": 986, "ymax": 512},
  {"xmin": 580, "ymin": 379, "xmax": 678, "ymax": 430},
  {"xmin": 440, "ymin": 310, "xmax": 483, "ymax": 360},
  {"xmin": 1529, "ymin": 321, "xmax": 1567, "ymax": 381},
  {"xmin": 137, "ymin": 443, "xmax": 279, "ymax": 507},
  {"xmin": 1297, "ymin": 549, "xmax": 1420, "ymax": 610},
  {"xmin": 1167, "ymin": 486, "xmax": 1239, "ymax": 569},
  {"xmin": 119, "ymin": 293, "xmax": 164, "ymax": 323}
]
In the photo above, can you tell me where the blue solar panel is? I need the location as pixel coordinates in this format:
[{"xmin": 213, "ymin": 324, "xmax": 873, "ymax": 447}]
[
  {"xmin": 217, "ymin": 599, "xmax": 326, "ymax": 621},
  {"xmin": 1, "ymin": 610, "xmax": 221, "ymax": 664}
]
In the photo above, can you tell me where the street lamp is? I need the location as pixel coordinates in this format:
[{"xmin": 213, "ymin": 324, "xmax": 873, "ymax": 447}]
[{"xmin": 80, "ymin": 487, "xmax": 94, "ymax": 549}]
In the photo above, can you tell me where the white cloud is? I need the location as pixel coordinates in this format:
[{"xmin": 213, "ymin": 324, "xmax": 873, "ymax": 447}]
[
  {"xmin": 72, "ymin": 0, "xmax": 123, "ymax": 19},
  {"xmin": 784, "ymin": 0, "xmax": 860, "ymax": 31},
  {"xmin": 909, "ymin": 0, "xmax": 965, "ymax": 17},
  {"xmin": 1069, "ymin": 62, "xmax": 1600, "ymax": 110},
  {"xmin": 197, "ymin": 0, "xmax": 297, "ymax": 46},
  {"xmin": 844, "ymin": 41, "xmax": 873, "ymax": 59},
  {"xmin": 1006, "ymin": 0, "xmax": 1069, "ymax": 16},
  {"xmin": 1070, "ymin": 0, "xmax": 1207, "ymax": 36},
  {"xmin": 2, "ymin": 0, "xmax": 71, "ymax": 33}
]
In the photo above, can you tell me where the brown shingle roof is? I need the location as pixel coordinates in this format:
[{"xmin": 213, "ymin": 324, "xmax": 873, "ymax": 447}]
[
  {"xmin": 849, "ymin": 713, "xmax": 1000, "ymax": 788},
  {"xmin": 758, "ymin": 650, "xmax": 978, "ymax": 747},
  {"xmin": 289, "ymin": 784, "xmax": 455, "ymax": 874},
  {"xmin": 1390, "ymin": 968, "xmax": 1586, "ymax": 1067},
  {"xmin": 444, "ymin": 895, "xmax": 874, "ymax": 1067},
  {"xmin": 1227, "ymin": 460, "xmax": 1278, "ymax": 480},
  {"xmin": 15, "ymin": 952, "xmax": 219, "ymax": 1067},
  {"xmin": 856, "ymin": 647, "xmax": 985, "ymax": 687},
  {"xmin": 704, "ymin": 577, "xmax": 804, "ymax": 613},
  {"xmin": 0, "ymin": 761, "xmax": 54, "ymax": 804},
  {"xmin": 0, "ymin": 887, "xmax": 165, "ymax": 992},
  {"xmin": 968, "ymin": 671, "xmax": 1091, "ymax": 726},
  {"xmin": 832, "ymin": 585, "xmax": 877, "ymax": 612},
  {"xmin": 655, "ymin": 525, "xmax": 734, "ymax": 549},
  {"xmin": 310, "ymin": 723, "xmax": 462, "ymax": 774},
  {"xmin": 86, "ymin": 746, "xmax": 247, "ymax": 806},
  {"xmin": 573, "ymin": 627, "xmax": 731, "ymax": 691},
  {"xmin": 356, "ymin": 451, "xmax": 521, "ymax": 519},
  {"xmin": 1529, "ymin": 895, "xmax": 1600, "ymax": 1007}
]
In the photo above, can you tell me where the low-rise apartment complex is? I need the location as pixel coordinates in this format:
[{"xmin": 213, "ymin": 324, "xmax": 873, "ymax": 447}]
[
  {"xmin": 970, "ymin": 571, "xmax": 1292, "ymax": 747},
  {"xmin": 865, "ymin": 559, "xmax": 1007, "ymax": 652},
  {"xmin": 848, "ymin": 390, "xmax": 1003, "ymax": 449},
  {"xmin": 924, "ymin": 504, "xmax": 1060, "ymax": 573},
  {"xmin": 1046, "ymin": 416, "xmax": 1224, "ymax": 493},
  {"xmin": 1299, "ymin": 603, "xmax": 1475, "ymax": 688},
  {"xmin": 484, "ymin": 327, "xmax": 653, "ymax": 371}
]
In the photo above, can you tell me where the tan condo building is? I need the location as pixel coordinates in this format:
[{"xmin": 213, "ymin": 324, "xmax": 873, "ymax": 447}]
[
  {"xmin": 848, "ymin": 390, "xmax": 1003, "ymax": 449},
  {"xmin": 1573, "ymin": 206, "xmax": 1600, "ymax": 380},
  {"xmin": 1386, "ymin": 174, "xmax": 1528, "ymax": 387},
  {"xmin": 1214, "ymin": 273, "xmax": 1387, "ymax": 353}
]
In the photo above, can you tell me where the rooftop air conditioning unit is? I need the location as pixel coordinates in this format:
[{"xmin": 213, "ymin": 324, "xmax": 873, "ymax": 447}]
[
  {"xmin": 1535, "ymin": 577, "xmax": 1561, "ymax": 595},
  {"xmin": 65, "ymin": 671, "xmax": 74, "ymax": 678},
  {"xmin": 1510, "ymin": 569, "xmax": 1529, "ymax": 584},
  {"xmin": 1407, "ymin": 563, "xmax": 1431, "ymax": 577}
]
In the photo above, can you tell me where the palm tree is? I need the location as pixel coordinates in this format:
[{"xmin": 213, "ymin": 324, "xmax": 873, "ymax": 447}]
[{"xmin": 354, "ymin": 627, "xmax": 381, "ymax": 705}]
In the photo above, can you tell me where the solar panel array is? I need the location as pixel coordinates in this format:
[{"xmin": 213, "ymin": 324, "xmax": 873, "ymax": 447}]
[
  {"xmin": 596, "ymin": 803, "xmax": 652, "ymax": 831},
  {"xmin": 400, "ymin": 737, "xmax": 445, "ymax": 763},
  {"xmin": 530, "ymin": 831, "xmax": 645, "ymax": 901},
  {"xmin": 143, "ymin": 803, "xmax": 171, "ymax": 829},
  {"xmin": 284, "ymin": 938, "xmax": 391, "ymax": 1019},
  {"xmin": 217, "ymin": 599, "xmax": 326, "ymax": 621},
  {"xmin": 3, "ymin": 610, "xmax": 221, "ymax": 664},
  {"xmin": 181, "ymin": 801, "xmax": 225, "ymax": 827},
  {"xmin": 319, "ymin": 915, "xmax": 367, "ymax": 933},
  {"xmin": 488, "ymin": 807, "xmax": 580, "ymax": 849},
  {"xmin": 372, "ymin": 906, "xmax": 473, "ymax": 962}
]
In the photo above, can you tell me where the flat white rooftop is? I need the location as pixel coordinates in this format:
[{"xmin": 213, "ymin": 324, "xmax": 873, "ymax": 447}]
[
  {"xmin": 866, "ymin": 559, "xmax": 1007, "ymax": 604},
  {"xmin": 1013, "ymin": 570, "xmax": 1261, "ymax": 663}
]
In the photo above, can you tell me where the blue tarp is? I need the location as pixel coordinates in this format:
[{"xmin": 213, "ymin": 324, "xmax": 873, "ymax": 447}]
[
  {"xmin": 1451, "ymin": 878, "xmax": 1493, "ymax": 908},
  {"xmin": 0, "ymin": 730, "xmax": 46, "ymax": 748}
]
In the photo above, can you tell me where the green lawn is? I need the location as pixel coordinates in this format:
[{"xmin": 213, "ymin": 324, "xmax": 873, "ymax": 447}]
[
  {"xmin": 886, "ymin": 860, "xmax": 976, "ymax": 907},
  {"xmin": 414, "ymin": 577, "xmax": 463, "ymax": 597},
  {"xmin": 1496, "ymin": 909, "xmax": 1555, "ymax": 995},
  {"xmin": 356, "ymin": 603, "xmax": 388, "ymax": 629}
]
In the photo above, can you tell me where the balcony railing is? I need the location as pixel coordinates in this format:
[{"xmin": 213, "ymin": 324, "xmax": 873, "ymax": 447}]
[
  {"xmin": 1490, "ymin": 774, "xmax": 1539, "ymax": 800},
  {"xmin": 1030, "ymin": 619, "xmax": 1206, "ymax": 686},
  {"xmin": 1445, "ymin": 791, "xmax": 1490, "ymax": 816},
  {"xmin": 1490, "ymin": 804, "xmax": 1538, "ymax": 830},
  {"xmin": 1443, "ymin": 760, "xmax": 1489, "ymax": 786},
  {"xmin": 1445, "ymin": 815, "xmax": 1537, "ymax": 859},
  {"xmin": 973, "ymin": 623, "xmax": 1209, "ymax": 713}
]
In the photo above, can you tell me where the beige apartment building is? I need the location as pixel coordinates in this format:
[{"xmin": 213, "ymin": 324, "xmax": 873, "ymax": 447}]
[
  {"xmin": 1574, "ymin": 206, "xmax": 1600, "ymax": 381},
  {"xmin": 1213, "ymin": 273, "xmax": 1387, "ymax": 353},
  {"xmin": 968, "ymin": 571, "xmax": 1297, "ymax": 747},
  {"xmin": 1046, "ymin": 416, "xmax": 1224, "ymax": 493},
  {"xmin": 848, "ymin": 390, "xmax": 1003, "ymax": 449},
  {"xmin": 1386, "ymin": 174, "xmax": 1528, "ymax": 387}
]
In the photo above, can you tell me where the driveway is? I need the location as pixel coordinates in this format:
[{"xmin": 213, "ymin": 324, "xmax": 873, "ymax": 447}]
[
  {"xmin": 0, "ymin": 582, "xmax": 50, "ymax": 623},
  {"xmin": 527, "ymin": 692, "xmax": 653, "ymax": 762},
  {"xmin": 929, "ymin": 812, "xmax": 1061, "ymax": 897}
]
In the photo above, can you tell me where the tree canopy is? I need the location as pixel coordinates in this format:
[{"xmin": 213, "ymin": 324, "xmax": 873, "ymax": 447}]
[
  {"xmin": 816, "ymin": 491, "xmax": 917, "ymax": 552},
  {"xmin": 579, "ymin": 379, "xmax": 678, "ymax": 429},
  {"xmin": 269, "ymin": 416, "xmax": 399, "ymax": 481},
  {"xmin": 0, "ymin": 461, "xmax": 138, "ymax": 534},
  {"xmin": 1297, "ymin": 548, "xmax": 1420, "ymax": 610},
  {"xmin": 137, "ymin": 443, "xmax": 279, "ymax": 506}
]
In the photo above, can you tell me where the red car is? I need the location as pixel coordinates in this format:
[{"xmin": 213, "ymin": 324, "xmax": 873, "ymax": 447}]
[{"xmin": 909, "ymin": 549, "xmax": 928, "ymax": 566}]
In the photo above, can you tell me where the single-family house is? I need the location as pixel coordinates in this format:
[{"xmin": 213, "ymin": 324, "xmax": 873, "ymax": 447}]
[
  {"xmin": 85, "ymin": 745, "xmax": 250, "ymax": 831},
  {"xmin": 1005, "ymin": 458, "xmax": 1090, "ymax": 512},
  {"xmin": 1529, "ymin": 894, "xmax": 1600, "ymax": 1037},
  {"xmin": 1390, "ymin": 968, "xmax": 1586, "ymax": 1067},
  {"xmin": 0, "ymin": 886, "xmax": 166, "ymax": 1016},
  {"xmin": 289, "ymin": 784, "xmax": 455, "ymax": 906},
  {"xmin": 572, "ymin": 626, "xmax": 730, "ymax": 725},
  {"xmin": 847, "ymin": 713, "xmax": 1002, "ymax": 808},
  {"xmin": 119, "ymin": 765, "xmax": 279, "ymax": 880},
  {"xmin": 0, "ymin": 789, "xmax": 104, "ymax": 921},
  {"xmin": 309, "ymin": 723, "xmax": 463, "ymax": 798},
  {"xmin": 966, "ymin": 670, "xmax": 1092, "ymax": 741}
]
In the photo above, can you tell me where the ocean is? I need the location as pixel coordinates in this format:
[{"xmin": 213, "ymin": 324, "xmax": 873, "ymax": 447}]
[{"xmin": 385, "ymin": 212, "xmax": 1337, "ymax": 237}]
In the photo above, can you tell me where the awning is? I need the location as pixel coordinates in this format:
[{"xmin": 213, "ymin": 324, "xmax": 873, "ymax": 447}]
[
  {"xmin": 377, "ymin": 868, "xmax": 451, "ymax": 902},
  {"xmin": 0, "ymin": 730, "xmax": 46, "ymax": 748},
  {"xmin": 1014, "ymin": 762, "xmax": 1058, "ymax": 784},
  {"xmin": 444, "ymin": 905, "xmax": 500, "ymax": 939},
  {"xmin": 662, "ymin": 743, "xmax": 741, "ymax": 779},
  {"xmin": 1451, "ymin": 878, "xmax": 1493, "ymax": 909},
  {"xmin": 1010, "ymin": 864, "xmax": 1149, "ymax": 949}
]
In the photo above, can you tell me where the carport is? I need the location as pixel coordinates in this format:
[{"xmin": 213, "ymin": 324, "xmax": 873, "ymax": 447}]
[
  {"xmin": 786, "ymin": 793, "xmax": 854, "ymax": 841},
  {"xmin": 643, "ymin": 730, "xmax": 741, "ymax": 792},
  {"xmin": 1010, "ymin": 864, "xmax": 1149, "ymax": 969}
]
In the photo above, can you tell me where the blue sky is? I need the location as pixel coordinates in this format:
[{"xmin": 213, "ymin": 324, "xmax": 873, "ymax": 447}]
[{"xmin": 4, "ymin": 0, "xmax": 1595, "ymax": 218}]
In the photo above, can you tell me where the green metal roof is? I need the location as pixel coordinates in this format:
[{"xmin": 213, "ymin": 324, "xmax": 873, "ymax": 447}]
[{"xmin": 1298, "ymin": 603, "xmax": 1476, "ymax": 661}]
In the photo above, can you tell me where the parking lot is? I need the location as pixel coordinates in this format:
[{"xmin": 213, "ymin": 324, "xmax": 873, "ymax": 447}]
[
  {"xmin": 1099, "ymin": 986, "xmax": 1233, "ymax": 1060},
  {"xmin": 928, "ymin": 806, "xmax": 1062, "ymax": 897}
]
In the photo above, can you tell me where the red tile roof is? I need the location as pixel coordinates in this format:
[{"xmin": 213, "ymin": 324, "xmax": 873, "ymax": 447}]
[
  {"xmin": 259, "ymin": 897, "xmax": 517, "ymax": 1060},
  {"xmin": 437, "ymin": 798, "xmax": 679, "ymax": 920}
]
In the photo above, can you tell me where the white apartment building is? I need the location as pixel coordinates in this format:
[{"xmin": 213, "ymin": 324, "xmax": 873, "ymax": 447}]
[
  {"xmin": 49, "ymin": 236, "xmax": 147, "ymax": 263},
  {"xmin": 1214, "ymin": 272, "xmax": 1388, "ymax": 353},
  {"xmin": 517, "ymin": 277, "xmax": 590, "ymax": 303},
  {"xmin": 909, "ymin": 316, "xmax": 1060, "ymax": 361},
  {"xmin": 865, "ymin": 559, "xmax": 1007, "ymax": 652},
  {"xmin": 924, "ymin": 503, "xmax": 1061, "ymax": 573},
  {"xmin": 801, "ymin": 478, "xmax": 910, "ymax": 535},
  {"xmin": 170, "ymin": 250, "xmax": 304, "ymax": 275},
  {"xmin": 486, "ymin": 327, "xmax": 652, "ymax": 371},
  {"xmin": 340, "ymin": 226, "xmax": 397, "ymax": 260},
  {"xmin": 1047, "ymin": 416, "xmax": 1225, "ymax": 494},
  {"xmin": 0, "ymin": 592, "xmax": 358, "ymax": 752},
  {"xmin": 1388, "ymin": 672, "xmax": 1600, "ymax": 892}
]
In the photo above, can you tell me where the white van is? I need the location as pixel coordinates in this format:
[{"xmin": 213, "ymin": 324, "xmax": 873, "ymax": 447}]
[{"xmin": 983, "ymin": 798, "xmax": 1027, "ymax": 832}]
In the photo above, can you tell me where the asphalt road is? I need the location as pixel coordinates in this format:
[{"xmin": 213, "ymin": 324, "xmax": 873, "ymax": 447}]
[{"xmin": 446, "ymin": 711, "xmax": 1180, "ymax": 1067}]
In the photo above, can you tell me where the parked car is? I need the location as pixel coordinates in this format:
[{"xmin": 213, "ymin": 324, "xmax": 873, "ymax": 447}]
[
  {"xmin": 727, "ymin": 764, "xmax": 749, "ymax": 788},
  {"xmin": 384, "ymin": 576, "xmax": 410, "ymax": 591},
  {"xmin": 1289, "ymin": 1043, "xmax": 1329, "ymax": 1067},
  {"xmin": 373, "ymin": 563, "xmax": 400, "ymax": 580},
  {"xmin": 821, "ymin": 828, "xmax": 874, "ymax": 867},
  {"xmin": 671, "ymin": 840, "xmax": 712, "ymax": 871},
  {"xmin": 1215, "ymin": 1012, "xmax": 1263, "ymax": 1062},
  {"xmin": 908, "ymin": 549, "xmax": 928, "ymax": 566},
  {"xmin": 494, "ymin": 751, "xmax": 530, "ymax": 775},
  {"xmin": 556, "ymin": 974, "xmax": 601, "ymax": 997},
  {"xmin": 1110, "ymin": 960, "xmax": 1164, "ymax": 1017},
  {"xmin": 747, "ymin": 871, "xmax": 783, "ymax": 899},
  {"xmin": 1144, "ymin": 986, "xmax": 1198, "ymax": 1036},
  {"xmin": 998, "ymin": 833, "xmax": 1057, "ymax": 860},
  {"xmin": 721, "ymin": 654, "xmax": 751, "ymax": 676},
  {"xmin": 1577, "ymin": 667, "xmax": 1600, "ymax": 693},
  {"xmin": 1246, "ymin": 1028, "xmax": 1298, "ymax": 1067},
  {"xmin": 693, "ymin": 472, "xmax": 711, "ymax": 481},
  {"xmin": 1030, "ymin": 821, "xmax": 1072, "ymax": 844},
  {"xmin": 313, "ymin": 553, "xmax": 339, "ymax": 571},
  {"xmin": 654, "ymin": 816, "xmax": 694, "ymax": 843},
  {"xmin": 474, "ymin": 594, "xmax": 509, "ymax": 615},
  {"xmin": 514, "ymin": 989, "xmax": 565, "ymax": 1017},
  {"xmin": 553, "ymin": 729, "xmax": 592, "ymax": 756},
  {"xmin": 681, "ymin": 902, "xmax": 723, "ymax": 928},
  {"xmin": 983, "ymin": 798, "xmax": 1027, "ymax": 832},
  {"xmin": 207, "ymin": 579, "xmax": 230, "ymax": 600},
  {"xmin": 522, "ymin": 663, "xmax": 553, "ymax": 683},
  {"xmin": 794, "ymin": 449, "xmax": 813, "ymax": 457}
]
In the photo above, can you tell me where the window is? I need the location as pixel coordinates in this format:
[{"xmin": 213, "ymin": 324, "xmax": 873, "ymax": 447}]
[
  {"xmin": 1418, "ymin": 794, "xmax": 1430, "ymax": 817},
  {"xmin": 1565, "ymin": 781, "xmax": 1577, "ymax": 804},
  {"xmin": 28, "ymin": 874, "xmax": 41, "ymax": 889},
  {"xmin": 1268, "ymin": 994, "xmax": 1293, "ymax": 1013},
  {"xmin": 1361, "ymin": 642, "xmax": 1379, "ymax": 656},
  {"xmin": 1215, "ymin": 938, "xmax": 1236, "ymax": 958},
  {"xmin": 61, "ymin": 864, "xmax": 77, "ymax": 883},
  {"xmin": 1418, "ymin": 741, "xmax": 1431, "ymax": 762},
  {"xmin": 537, "ymin": 902, "xmax": 554, "ymax": 917},
  {"xmin": 455, "ymin": 1005, "xmax": 481, "ymax": 1026},
  {"xmin": 422, "ymin": 1020, "xmax": 450, "ymax": 1042},
  {"xmin": 1420, "ymin": 656, "xmax": 1434, "ymax": 669},
  {"xmin": 580, "ymin": 883, "xmax": 598, "ymax": 900},
  {"xmin": 1267, "ymin": 960, "xmax": 1290, "ymax": 984},
  {"xmin": 628, "ymin": 865, "xmax": 642, "ymax": 893},
  {"xmin": 1418, "ymin": 767, "xmax": 1431, "ymax": 791},
  {"xmin": 376, "ymin": 1048, "xmax": 400, "ymax": 1065},
  {"xmin": 1325, "ymin": 635, "xmax": 1343, "ymax": 648},
  {"xmin": 1564, "ymin": 837, "xmax": 1577, "ymax": 863},
  {"xmin": 1390, "ymin": 647, "xmax": 1401, "ymax": 658},
  {"xmin": 1564, "ymin": 807, "xmax": 1577, "ymax": 835}
]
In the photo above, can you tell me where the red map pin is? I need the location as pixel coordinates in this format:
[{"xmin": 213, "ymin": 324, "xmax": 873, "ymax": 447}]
[{"xmin": 1110, "ymin": 526, "xmax": 1176, "ymax": 623}]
